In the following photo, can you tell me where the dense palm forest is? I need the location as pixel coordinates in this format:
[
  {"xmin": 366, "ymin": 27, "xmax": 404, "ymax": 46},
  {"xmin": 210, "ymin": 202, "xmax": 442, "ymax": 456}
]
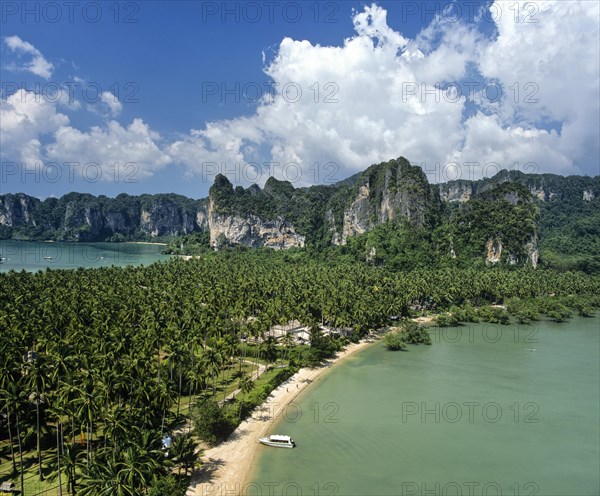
[{"xmin": 1, "ymin": 250, "xmax": 600, "ymax": 494}]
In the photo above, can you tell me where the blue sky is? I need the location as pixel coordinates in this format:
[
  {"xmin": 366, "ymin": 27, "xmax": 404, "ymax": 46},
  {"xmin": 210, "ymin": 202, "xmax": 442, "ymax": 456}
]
[{"xmin": 1, "ymin": 1, "xmax": 599, "ymax": 199}]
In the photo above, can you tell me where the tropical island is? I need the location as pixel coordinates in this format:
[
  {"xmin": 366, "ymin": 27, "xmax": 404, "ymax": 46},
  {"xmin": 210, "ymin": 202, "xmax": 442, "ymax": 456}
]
[{"xmin": 1, "ymin": 158, "xmax": 599, "ymax": 495}]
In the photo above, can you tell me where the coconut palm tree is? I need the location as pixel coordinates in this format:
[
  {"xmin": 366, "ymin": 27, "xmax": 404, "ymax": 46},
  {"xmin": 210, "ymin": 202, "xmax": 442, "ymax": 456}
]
[
  {"xmin": 47, "ymin": 443, "xmax": 83, "ymax": 495},
  {"xmin": 238, "ymin": 375, "xmax": 255, "ymax": 419},
  {"xmin": 24, "ymin": 350, "xmax": 51, "ymax": 481},
  {"xmin": 0, "ymin": 379, "xmax": 25, "ymax": 491},
  {"xmin": 203, "ymin": 345, "xmax": 222, "ymax": 397},
  {"xmin": 169, "ymin": 433, "xmax": 198, "ymax": 475}
]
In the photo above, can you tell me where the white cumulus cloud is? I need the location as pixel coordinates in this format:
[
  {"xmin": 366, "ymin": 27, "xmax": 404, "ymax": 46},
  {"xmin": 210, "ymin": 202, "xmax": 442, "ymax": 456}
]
[
  {"xmin": 0, "ymin": 90, "xmax": 170, "ymax": 181},
  {"xmin": 3, "ymin": 35, "xmax": 54, "ymax": 79},
  {"xmin": 99, "ymin": 92, "xmax": 123, "ymax": 117},
  {"xmin": 0, "ymin": 90, "xmax": 69, "ymax": 164},
  {"xmin": 1, "ymin": 2, "xmax": 598, "ymax": 190},
  {"xmin": 462, "ymin": 0, "xmax": 600, "ymax": 174},
  {"xmin": 46, "ymin": 119, "xmax": 172, "ymax": 181},
  {"xmin": 169, "ymin": 4, "xmax": 482, "ymax": 185},
  {"xmin": 169, "ymin": 1, "xmax": 599, "ymax": 185}
]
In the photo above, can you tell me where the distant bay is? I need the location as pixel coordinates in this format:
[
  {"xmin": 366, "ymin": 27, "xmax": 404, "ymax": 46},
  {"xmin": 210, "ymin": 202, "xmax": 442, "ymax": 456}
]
[{"xmin": 0, "ymin": 240, "xmax": 171, "ymax": 272}]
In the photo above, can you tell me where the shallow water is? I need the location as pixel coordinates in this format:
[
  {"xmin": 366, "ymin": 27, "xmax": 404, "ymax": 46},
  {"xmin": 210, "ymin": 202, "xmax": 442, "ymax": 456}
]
[
  {"xmin": 0, "ymin": 240, "xmax": 171, "ymax": 272},
  {"xmin": 249, "ymin": 317, "xmax": 600, "ymax": 496}
]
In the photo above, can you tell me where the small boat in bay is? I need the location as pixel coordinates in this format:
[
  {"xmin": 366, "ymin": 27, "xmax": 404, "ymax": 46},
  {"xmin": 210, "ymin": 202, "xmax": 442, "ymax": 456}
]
[{"xmin": 258, "ymin": 434, "xmax": 295, "ymax": 448}]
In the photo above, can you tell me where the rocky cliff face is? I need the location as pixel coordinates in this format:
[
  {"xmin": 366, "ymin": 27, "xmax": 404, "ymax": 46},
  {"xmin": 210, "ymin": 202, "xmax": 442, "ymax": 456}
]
[
  {"xmin": 485, "ymin": 234, "xmax": 539, "ymax": 268},
  {"xmin": 0, "ymin": 193, "xmax": 40, "ymax": 227},
  {"xmin": 0, "ymin": 193, "xmax": 207, "ymax": 241},
  {"xmin": 206, "ymin": 173, "xmax": 326, "ymax": 250},
  {"xmin": 438, "ymin": 182, "xmax": 475, "ymax": 203},
  {"xmin": 330, "ymin": 158, "xmax": 438, "ymax": 245},
  {"xmin": 0, "ymin": 188, "xmax": 304, "ymax": 248},
  {"xmin": 439, "ymin": 169, "xmax": 600, "ymax": 205},
  {"xmin": 207, "ymin": 189, "xmax": 304, "ymax": 249},
  {"xmin": 339, "ymin": 183, "xmax": 371, "ymax": 241},
  {"xmin": 2, "ymin": 158, "xmax": 597, "ymax": 264},
  {"xmin": 139, "ymin": 199, "xmax": 199, "ymax": 238}
]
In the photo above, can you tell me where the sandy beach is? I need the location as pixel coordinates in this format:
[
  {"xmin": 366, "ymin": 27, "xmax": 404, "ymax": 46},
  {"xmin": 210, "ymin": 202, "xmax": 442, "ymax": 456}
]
[{"xmin": 186, "ymin": 339, "xmax": 376, "ymax": 496}]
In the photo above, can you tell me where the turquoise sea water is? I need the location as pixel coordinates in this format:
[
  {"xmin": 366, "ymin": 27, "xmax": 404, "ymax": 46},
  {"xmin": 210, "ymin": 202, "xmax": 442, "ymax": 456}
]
[
  {"xmin": 249, "ymin": 317, "xmax": 600, "ymax": 496},
  {"xmin": 0, "ymin": 240, "xmax": 171, "ymax": 272}
]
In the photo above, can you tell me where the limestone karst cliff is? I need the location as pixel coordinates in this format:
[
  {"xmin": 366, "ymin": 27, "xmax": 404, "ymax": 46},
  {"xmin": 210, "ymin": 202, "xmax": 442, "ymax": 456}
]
[{"xmin": 2, "ymin": 157, "xmax": 598, "ymax": 267}]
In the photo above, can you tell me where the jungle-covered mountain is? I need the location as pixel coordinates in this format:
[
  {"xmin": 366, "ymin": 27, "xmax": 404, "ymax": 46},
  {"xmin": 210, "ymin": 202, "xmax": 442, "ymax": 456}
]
[{"xmin": 1, "ymin": 158, "xmax": 599, "ymax": 271}]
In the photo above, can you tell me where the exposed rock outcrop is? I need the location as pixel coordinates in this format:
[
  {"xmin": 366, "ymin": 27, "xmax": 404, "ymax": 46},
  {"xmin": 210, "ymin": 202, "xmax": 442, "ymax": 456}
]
[
  {"xmin": 485, "ymin": 238, "xmax": 503, "ymax": 265},
  {"xmin": 486, "ymin": 234, "xmax": 539, "ymax": 267},
  {"xmin": 2, "ymin": 157, "xmax": 597, "ymax": 264},
  {"xmin": 0, "ymin": 192, "xmax": 206, "ymax": 241},
  {"xmin": 340, "ymin": 183, "xmax": 371, "ymax": 242},
  {"xmin": 208, "ymin": 198, "xmax": 304, "ymax": 249},
  {"xmin": 331, "ymin": 158, "xmax": 437, "ymax": 244},
  {"xmin": 0, "ymin": 193, "xmax": 40, "ymax": 227},
  {"xmin": 438, "ymin": 182, "xmax": 474, "ymax": 203},
  {"xmin": 139, "ymin": 199, "xmax": 198, "ymax": 238}
]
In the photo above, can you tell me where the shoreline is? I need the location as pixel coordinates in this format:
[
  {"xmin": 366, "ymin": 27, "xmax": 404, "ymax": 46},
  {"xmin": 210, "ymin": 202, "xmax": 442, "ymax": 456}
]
[{"xmin": 186, "ymin": 339, "xmax": 377, "ymax": 496}]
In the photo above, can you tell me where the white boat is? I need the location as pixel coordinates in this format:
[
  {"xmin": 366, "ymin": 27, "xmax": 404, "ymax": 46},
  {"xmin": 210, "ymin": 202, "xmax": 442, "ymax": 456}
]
[
  {"xmin": 44, "ymin": 256, "xmax": 53, "ymax": 260},
  {"xmin": 0, "ymin": 256, "xmax": 5, "ymax": 263},
  {"xmin": 258, "ymin": 434, "xmax": 295, "ymax": 448}
]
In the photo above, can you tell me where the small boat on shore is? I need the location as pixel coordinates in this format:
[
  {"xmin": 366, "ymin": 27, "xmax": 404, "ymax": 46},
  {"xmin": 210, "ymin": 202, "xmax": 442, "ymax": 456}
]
[{"xmin": 258, "ymin": 434, "xmax": 295, "ymax": 448}]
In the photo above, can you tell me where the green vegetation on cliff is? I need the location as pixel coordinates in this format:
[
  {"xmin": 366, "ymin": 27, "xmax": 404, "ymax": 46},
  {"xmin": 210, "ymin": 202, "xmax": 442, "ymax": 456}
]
[
  {"xmin": 0, "ymin": 192, "xmax": 204, "ymax": 242},
  {"xmin": 210, "ymin": 174, "xmax": 336, "ymax": 247},
  {"xmin": 442, "ymin": 182, "xmax": 540, "ymax": 264},
  {"xmin": 2, "ymin": 158, "xmax": 599, "ymax": 272}
]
